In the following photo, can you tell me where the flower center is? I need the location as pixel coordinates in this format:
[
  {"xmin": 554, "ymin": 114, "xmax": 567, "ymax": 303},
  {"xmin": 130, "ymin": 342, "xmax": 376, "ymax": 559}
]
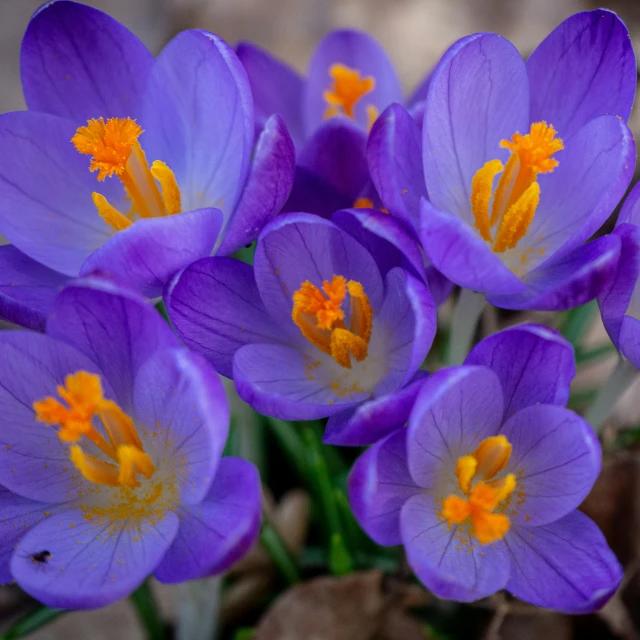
[
  {"xmin": 72, "ymin": 117, "xmax": 182, "ymax": 232},
  {"xmin": 33, "ymin": 371, "xmax": 154, "ymax": 488},
  {"xmin": 323, "ymin": 64, "xmax": 378, "ymax": 130},
  {"xmin": 292, "ymin": 275, "xmax": 373, "ymax": 369},
  {"xmin": 441, "ymin": 435, "xmax": 517, "ymax": 545},
  {"xmin": 470, "ymin": 121, "xmax": 563, "ymax": 253}
]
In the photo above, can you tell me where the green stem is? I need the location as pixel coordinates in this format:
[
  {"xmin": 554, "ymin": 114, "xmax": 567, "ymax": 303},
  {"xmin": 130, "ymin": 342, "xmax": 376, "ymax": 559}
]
[
  {"xmin": 585, "ymin": 357, "xmax": 638, "ymax": 432},
  {"xmin": 130, "ymin": 581, "xmax": 165, "ymax": 640},
  {"xmin": 175, "ymin": 578, "xmax": 222, "ymax": 640},
  {"xmin": 260, "ymin": 518, "xmax": 301, "ymax": 585},
  {"xmin": 446, "ymin": 289, "xmax": 486, "ymax": 365},
  {"xmin": 1, "ymin": 606, "xmax": 65, "ymax": 640}
]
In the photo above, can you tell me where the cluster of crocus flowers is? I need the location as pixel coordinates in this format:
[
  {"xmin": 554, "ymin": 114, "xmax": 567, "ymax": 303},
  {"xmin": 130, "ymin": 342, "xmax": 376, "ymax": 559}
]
[{"xmin": 0, "ymin": 280, "xmax": 260, "ymax": 609}]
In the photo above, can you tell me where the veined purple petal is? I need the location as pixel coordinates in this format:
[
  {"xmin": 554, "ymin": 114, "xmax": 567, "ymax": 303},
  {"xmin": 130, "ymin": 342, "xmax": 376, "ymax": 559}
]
[
  {"xmin": 401, "ymin": 493, "xmax": 510, "ymax": 601},
  {"xmin": 0, "ymin": 245, "xmax": 69, "ymax": 331},
  {"xmin": 505, "ymin": 511, "xmax": 622, "ymax": 613},
  {"xmin": 47, "ymin": 279, "xmax": 179, "ymax": 414},
  {"xmin": 466, "ymin": 324, "xmax": 574, "ymax": 419},
  {"xmin": 140, "ymin": 30, "xmax": 253, "ymax": 226},
  {"xmin": 11, "ymin": 508, "xmax": 178, "ymax": 610},
  {"xmin": 488, "ymin": 234, "xmax": 622, "ymax": 311},
  {"xmin": 155, "ymin": 457, "xmax": 261, "ymax": 582},
  {"xmin": 527, "ymin": 10, "xmax": 636, "ymax": 139},
  {"xmin": 367, "ymin": 103, "xmax": 426, "ymax": 232},
  {"xmin": 218, "ymin": 114, "xmax": 296, "ymax": 256},
  {"xmin": 21, "ymin": 0, "xmax": 153, "ymax": 122},
  {"xmin": 133, "ymin": 348, "xmax": 229, "ymax": 505},
  {"xmin": 502, "ymin": 404, "xmax": 601, "ymax": 526},
  {"xmin": 304, "ymin": 29, "xmax": 402, "ymax": 136},
  {"xmin": 236, "ymin": 42, "xmax": 305, "ymax": 148},
  {"xmin": 80, "ymin": 208, "xmax": 223, "ymax": 299},
  {"xmin": 422, "ymin": 34, "xmax": 529, "ymax": 221},
  {"xmin": 407, "ymin": 366, "xmax": 504, "ymax": 489},
  {"xmin": 0, "ymin": 111, "xmax": 114, "ymax": 276},
  {"xmin": 0, "ymin": 331, "xmax": 105, "ymax": 503},
  {"xmin": 348, "ymin": 428, "xmax": 420, "ymax": 545}
]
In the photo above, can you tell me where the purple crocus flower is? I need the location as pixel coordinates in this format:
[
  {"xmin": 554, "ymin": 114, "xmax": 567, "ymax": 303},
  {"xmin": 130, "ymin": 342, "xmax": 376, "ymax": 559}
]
[
  {"xmin": 0, "ymin": 0, "xmax": 295, "ymax": 330},
  {"xmin": 237, "ymin": 30, "xmax": 428, "ymax": 216},
  {"xmin": 369, "ymin": 10, "xmax": 636, "ymax": 310},
  {"xmin": 166, "ymin": 210, "xmax": 436, "ymax": 422},
  {"xmin": 0, "ymin": 279, "xmax": 261, "ymax": 609},
  {"xmin": 349, "ymin": 323, "xmax": 622, "ymax": 611}
]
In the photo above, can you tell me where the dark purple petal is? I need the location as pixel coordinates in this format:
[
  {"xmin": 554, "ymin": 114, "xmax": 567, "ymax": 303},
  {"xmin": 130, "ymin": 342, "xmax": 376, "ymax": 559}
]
[
  {"xmin": 367, "ymin": 103, "xmax": 426, "ymax": 232},
  {"xmin": 505, "ymin": 511, "xmax": 622, "ymax": 613},
  {"xmin": 407, "ymin": 366, "xmax": 504, "ymax": 489},
  {"xmin": 80, "ymin": 208, "xmax": 223, "ymax": 299},
  {"xmin": 21, "ymin": 0, "xmax": 153, "ymax": 122},
  {"xmin": 324, "ymin": 371, "xmax": 428, "ymax": 446},
  {"xmin": 527, "ymin": 10, "xmax": 636, "ymax": 139},
  {"xmin": 0, "ymin": 245, "xmax": 69, "ymax": 331},
  {"xmin": 155, "ymin": 457, "xmax": 261, "ymax": 582},
  {"xmin": 236, "ymin": 42, "xmax": 305, "ymax": 148},
  {"xmin": 618, "ymin": 316, "xmax": 640, "ymax": 370},
  {"xmin": 0, "ymin": 331, "xmax": 104, "ymax": 503},
  {"xmin": 11, "ymin": 508, "xmax": 178, "ymax": 609},
  {"xmin": 283, "ymin": 165, "xmax": 352, "ymax": 218},
  {"xmin": 401, "ymin": 493, "xmax": 510, "ymax": 601},
  {"xmin": 166, "ymin": 257, "xmax": 283, "ymax": 379},
  {"xmin": 218, "ymin": 114, "xmax": 296, "ymax": 256},
  {"xmin": 304, "ymin": 29, "xmax": 402, "ymax": 136},
  {"xmin": 0, "ymin": 111, "xmax": 115, "ymax": 276},
  {"xmin": 502, "ymin": 404, "xmax": 601, "ymax": 526},
  {"xmin": 488, "ymin": 234, "xmax": 622, "ymax": 311},
  {"xmin": 466, "ymin": 324, "xmax": 574, "ymax": 419},
  {"xmin": 298, "ymin": 118, "xmax": 369, "ymax": 201},
  {"xmin": 425, "ymin": 266, "xmax": 455, "ymax": 307},
  {"xmin": 0, "ymin": 487, "xmax": 61, "ymax": 584},
  {"xmin": 254, "ymin": 213, "xmax": 384, "ymax": 328},
  {"xmin": 133, "ymin": 348, "xmax": 229, "ymax": 505},
  {"xmin": 140, "ymin": 31, "xmax": 253, "ymax": 228},
  {"xmin": 419, "ymin": 198, "xmax": 526, "ymax": 295},
  {"xmin": 348, "ymin": 428, "xmax": 420, "ymax": 545},
  {"xmin": 422, "ymin": 34, "xmax": 528, "ymax": 219},
  {"xmin": 47, "ymin": 278, "xmax": 179, "ymax": 414}
]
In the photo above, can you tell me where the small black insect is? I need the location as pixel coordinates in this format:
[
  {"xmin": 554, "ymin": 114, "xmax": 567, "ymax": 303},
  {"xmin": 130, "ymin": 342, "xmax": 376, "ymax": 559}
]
[{"xmin": 29, "ymin": 550, "xmax": 51, "ymax": 564}]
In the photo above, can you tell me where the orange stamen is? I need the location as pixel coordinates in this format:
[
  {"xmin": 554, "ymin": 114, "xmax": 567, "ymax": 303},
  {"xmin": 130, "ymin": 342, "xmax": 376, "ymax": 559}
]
[{"xmin": 324, "ymin": 63, "xmax": 376, "ymax": 122}]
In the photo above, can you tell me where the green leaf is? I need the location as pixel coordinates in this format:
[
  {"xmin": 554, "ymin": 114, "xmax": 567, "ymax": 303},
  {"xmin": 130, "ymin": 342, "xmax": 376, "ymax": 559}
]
[
  {"xmin": 263, "ymin": 417, "xmax": 309, "ymax": 480},
  {"xmin": 575, "ymin": 343, "xmax": 616, "ymax": 365},
  {"xmin": 130, "ymin": 581, "xmax": 165, "ymax": 640},
  {"xmin": 1, "ymin": 605, "xmax": 65, "ymax": 640},
  {"xmin": 560, "ymin": 300, "xmax": 597, "ymax": 346},
  {"xmin": 260, "ymin": 519, "xmax": 301, "ymax": 585},
  {"xmin": 154, "ymin": 300, "xmax": 170, "ymax": 323},
  {"xmin": 232, "ymin": 628, "xmax": 256, "ymax": 640}
]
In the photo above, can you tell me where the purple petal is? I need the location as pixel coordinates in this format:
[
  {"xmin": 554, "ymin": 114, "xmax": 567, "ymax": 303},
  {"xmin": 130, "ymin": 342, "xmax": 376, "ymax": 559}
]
[
  {"xmin": 0, "ymin": 331, "xmax": 104, "ymax": 503},
  {"xmin": 283, "ymin": 165, "xmax": 352, "ymax": 218},
  {"xmin": 367, "ymin": 103, "xmax": 426, "ymax": 232},
  {"xmin": 324, "ymin": 371, "xmax": 428, "ymax": 446},
  {"xmin": 407, "ymin": 366, "xmax": 504, "ymax": 489},
  {"xmin": 0, "ymin": 487, "xmax": 60, "ymax": 584},
  {"xmin": 0, "ymin": 111, "xmax": 114, "ymax": 276},
  {"xmin": 21, "ymin": 0, "xmax": 153, "ymax": 122},
  {"xmin": 235, "ymin": 42, "xmax": 305, "ymax": 148},
  {"xmin": 618, "ymin": 316, "xmax": 640, "ymax": 370},
  {"xmin": 80, "ymin": 208, "xmax": 223, "ymax": 299},
  {"xmin": 348, "ymin": 428, "xmax": 420, "ymax": 545},
  {"xmin": 527, "ymin": 115, "xmax": 634, "ymax": 263},
  {"xmin": 401, "ymin": 493, "xmax": 510, "ymax": 601},
  {"xmin": 155, "ymin": 457, "xmax": 261, "ymax": 582},
  {"xmin": 0, "ymin": 245, "xmax": 69, "ymax": 331},
  {"xmin": 618, "ymin": 179, "xmax": 640, "ymax": 226},
  {"xmin": 505, "ymin": 511, "xmax": 622, "ymax": 613},
  {"xmin": 488, "ymin": 234, "xmax": 622, "ymax": 311},
  {"xmin": 303, "ymin": 29, "xmax": 402, "ymax": 136},
  {"xmin": 501, "ymin": 404, "xmax": 601, "ymax": 526},
  {"xmin": 254, "ymin": 213, "xmax": 384, "ymax": 328},
  {"xmin": 218, "ymin": 114, "xmax": 296, "ymax": 256},
  {"xmin": 527, "ymin": 10, "xmax": 636, "ymax": 139},
  {"xmin": 466, "ymin": 324, "xmax": 574, "ymax": 420},
  {"xmin": 422, "ymin": 34, "xmax": 528, "ymax": 220},
  {"xmin": 47, "ymin": 278, "xmax": 179, "ymax": 414},
  {"xmin": 298, "ymin": 118, "xmax": 369, "ymax": 201},
  {"xmin": 11, "ymin": 508, "xmax": 178, "ymax": 610},
  {"xmin": 166, "ymin": 257, "xmax": 282, "ymax": 379},
  {"xmin": 419, "ymin": 198, "xmax": 526, "ymax": 295},
  {"xmin": 133, "ymin": 348, "xmax": 229, "ymax": 505},
  {"xmin": 140, "ymin": 31, "xmax": 253, "ymax": 227},
  {"xmin": 233, "ymin": 343, "xmax": 363, "ymax": 421}
]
